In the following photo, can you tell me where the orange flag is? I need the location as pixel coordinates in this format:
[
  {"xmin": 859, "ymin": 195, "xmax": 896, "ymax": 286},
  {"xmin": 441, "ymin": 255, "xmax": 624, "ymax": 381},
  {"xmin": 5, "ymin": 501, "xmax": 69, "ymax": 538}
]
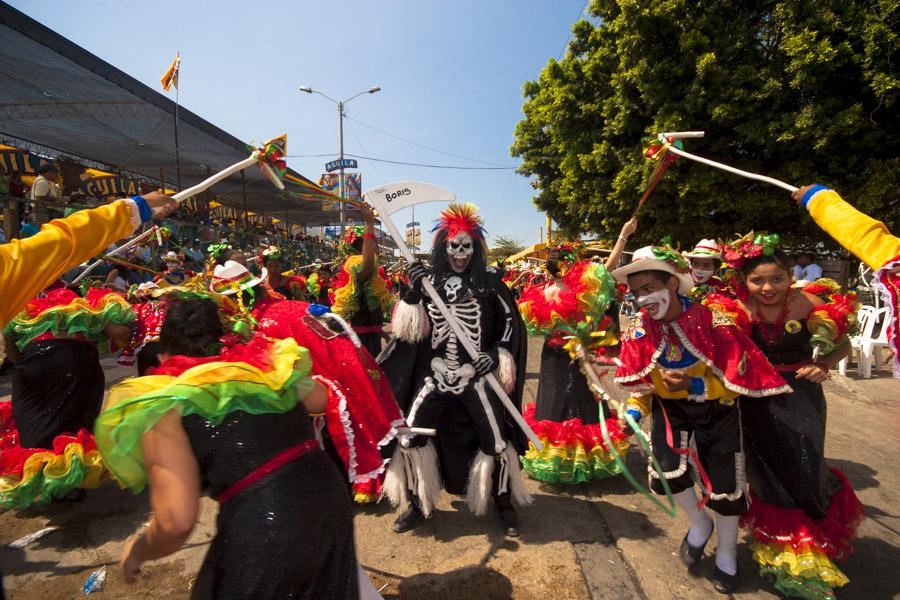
[{"xmin": 160, "ymin": 53, "xmax": 180, "ymax": 92}]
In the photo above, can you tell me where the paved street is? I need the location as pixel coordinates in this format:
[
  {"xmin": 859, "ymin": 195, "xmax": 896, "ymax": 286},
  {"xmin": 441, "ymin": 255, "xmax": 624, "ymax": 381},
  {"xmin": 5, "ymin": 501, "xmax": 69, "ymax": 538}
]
[{"xmin": 1, "ymin": 336, "xmax": 898, "ymax": 599}]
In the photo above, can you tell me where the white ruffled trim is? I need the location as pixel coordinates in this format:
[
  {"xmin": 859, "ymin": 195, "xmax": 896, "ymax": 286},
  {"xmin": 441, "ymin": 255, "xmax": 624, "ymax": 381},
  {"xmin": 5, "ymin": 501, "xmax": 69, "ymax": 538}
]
[
  {"xmin": 313, "ymin": 374, "xmax": 358, "ymax": 484},
  {"xmin": 323, "ymin": 313, "xmax": 362, "ymax": 348},
  {"xmin": 390, "ymin": 300, "xmax": 429, "ymax": 343},
  {"xmin": 614, "ymin": 339, "xmax": 666, "ymax": 384},
  {"xmin": 669, "ymin": 322, "xmax": 792, "ymax": 397},
  {"xmin": 496, "ymin": 347, "xmax": 516, "ymax": 393},
  {"xmin": 876, "ymin": 257, "xmax": 900, "ymax": 377}
]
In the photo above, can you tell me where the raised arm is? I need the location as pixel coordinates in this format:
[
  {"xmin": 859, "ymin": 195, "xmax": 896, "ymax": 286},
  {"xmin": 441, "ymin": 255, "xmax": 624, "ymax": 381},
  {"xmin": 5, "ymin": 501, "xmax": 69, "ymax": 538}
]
[
  {"xmin": 0, "ymin": 192, "xmax": 177, "ymax": 327},
  {"xmin": 357, "ymin": 203, "xmax": 378, "ymax": 283},
  {"xmin": 605, "ymin": 217, "xmax": 638, "ymax": 271}
]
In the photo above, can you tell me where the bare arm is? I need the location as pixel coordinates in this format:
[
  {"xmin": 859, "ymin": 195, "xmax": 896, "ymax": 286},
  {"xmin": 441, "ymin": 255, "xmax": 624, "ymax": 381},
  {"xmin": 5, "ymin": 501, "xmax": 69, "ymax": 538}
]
[
  {"xmin": 300, "ymin": 380, "xmax": 328, "ymax": 414},
  {"xmin": 357, "ymin": 203, "xmax": 377, "ymax": 283},
  {"xmin": 120, "ymin": 410, "xmax": 200, "ymax": 583},
  {"xmin": 605, "ymin": 218, "xmax": 638, "ymax": 270}
]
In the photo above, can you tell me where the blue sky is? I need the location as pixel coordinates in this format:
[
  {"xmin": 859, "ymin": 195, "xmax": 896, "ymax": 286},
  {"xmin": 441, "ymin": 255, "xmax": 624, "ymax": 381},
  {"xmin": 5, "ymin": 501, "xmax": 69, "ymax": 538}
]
[{"xmin": 10, "ymin": 0, "xmax": 589, "ymax": 249}]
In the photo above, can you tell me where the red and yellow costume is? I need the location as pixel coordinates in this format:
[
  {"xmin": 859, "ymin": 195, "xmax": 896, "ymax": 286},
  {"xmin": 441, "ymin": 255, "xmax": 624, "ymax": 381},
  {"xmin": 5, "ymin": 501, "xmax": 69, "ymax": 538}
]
[{"xmin": 517, "ymin": 260, "xmax": 630, "ymax": 484}]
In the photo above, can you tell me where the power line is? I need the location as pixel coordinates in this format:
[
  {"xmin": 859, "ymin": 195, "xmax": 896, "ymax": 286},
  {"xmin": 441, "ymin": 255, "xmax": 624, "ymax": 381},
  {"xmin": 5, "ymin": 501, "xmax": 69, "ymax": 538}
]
[
  {"xmin": 286, "ymin": 153, "xmax": 340, "ymax": 158},
  {"xmin": 557, "ymin": 0, "xmax": 589, "ymax": 60},
  {"xmin": 344, "ymin": 153, "xmax": 515, "ymax": 170},
  {"xmin": 343, "ymin": 115, "xmax": 515, "ymax": 168}
]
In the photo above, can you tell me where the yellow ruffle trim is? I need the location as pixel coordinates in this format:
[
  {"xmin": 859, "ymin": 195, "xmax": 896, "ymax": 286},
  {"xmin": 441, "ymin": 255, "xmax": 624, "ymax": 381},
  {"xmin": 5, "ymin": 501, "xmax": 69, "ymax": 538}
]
[
  {"xmin": 331, "ymin": 255, "xmax": 395, "ymax": 319},
  {"xmin": 106, "ymin": 337, "xmax": 308, "ymax": 409},
  {"xmin": 0, "ymin": 446, "xmax": 106, "ymax": 493},
  {"xmin": 16, "ymin": 294, "xmax": 132, "ymax": 325},
  {"xmin": 751, "ymin": 541, "xmax": 849, "ymax": 589}
]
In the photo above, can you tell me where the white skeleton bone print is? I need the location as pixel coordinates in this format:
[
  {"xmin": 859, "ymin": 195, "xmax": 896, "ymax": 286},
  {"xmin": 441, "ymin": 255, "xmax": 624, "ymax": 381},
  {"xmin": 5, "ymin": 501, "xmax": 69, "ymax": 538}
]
[{"xmin": 428, "ymin": 294, "xmax": 482, "ymax": 394}]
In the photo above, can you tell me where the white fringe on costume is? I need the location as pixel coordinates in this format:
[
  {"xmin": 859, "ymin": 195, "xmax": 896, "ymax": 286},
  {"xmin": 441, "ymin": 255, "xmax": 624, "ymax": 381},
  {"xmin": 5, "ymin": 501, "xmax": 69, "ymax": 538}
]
[
  {"xmin": 382, "ymin": 443, "xmax": 442, "ymax": 517},
  {"xmin": 466, "ymin": 450, "xmax": 495, "ymax": 516},
  {"xmin": 504, "ymin": 445, "xmax": 533, "ymax": 507},
  {"xmin": 391, "ymin": 300, "xmax": 430, "ymax": 342},
  {"xmin": 496, "ymin": 348, "xmax": 516, "ymax": 393}
]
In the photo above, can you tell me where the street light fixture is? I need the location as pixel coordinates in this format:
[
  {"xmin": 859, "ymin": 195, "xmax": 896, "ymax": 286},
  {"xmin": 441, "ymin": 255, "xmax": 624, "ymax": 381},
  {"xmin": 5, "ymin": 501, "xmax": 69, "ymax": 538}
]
[{"xmin": 298, "ymin": 85, "xmax": 381, "ymax": 235}]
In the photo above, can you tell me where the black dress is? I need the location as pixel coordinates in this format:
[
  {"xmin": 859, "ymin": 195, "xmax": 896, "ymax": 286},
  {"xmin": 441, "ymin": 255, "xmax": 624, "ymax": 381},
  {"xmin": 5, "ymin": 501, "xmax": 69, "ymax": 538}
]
[
  {"xmin": 182, "ymin": 403, "xmax": 358, "ymax": 600},
  {"xmin": 743, "ymin": 321, "xmax": 840, "ymax": 515},
  {"xmin": 11, "ymin": 339, "xmax": 104, "ymax": 448},
  {"xmin": 534, "ymin": 341, "xmax": 599, "ymax": 423}
]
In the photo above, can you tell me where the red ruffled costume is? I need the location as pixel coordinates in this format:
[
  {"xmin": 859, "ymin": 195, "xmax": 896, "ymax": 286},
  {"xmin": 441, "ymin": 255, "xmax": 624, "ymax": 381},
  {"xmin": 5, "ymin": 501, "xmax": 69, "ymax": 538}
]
[
  {"xmin": 251, "ymin": 298, "xmax": 404, "ymax": 502},
  {"xmin": 615, "ymin": 301, "xmax": 790, "ymax": 397}
]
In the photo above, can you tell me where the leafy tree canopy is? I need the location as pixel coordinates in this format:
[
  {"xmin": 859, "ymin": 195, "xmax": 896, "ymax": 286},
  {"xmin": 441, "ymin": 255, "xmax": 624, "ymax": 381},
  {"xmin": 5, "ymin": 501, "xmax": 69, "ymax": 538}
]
[
  {"xmin": 511, "ymin": 0, "xmax": 899, "ymax": 247},
  {"xmin": 489, "ymin": 235, "xmax": 526, "ymax": 263}
]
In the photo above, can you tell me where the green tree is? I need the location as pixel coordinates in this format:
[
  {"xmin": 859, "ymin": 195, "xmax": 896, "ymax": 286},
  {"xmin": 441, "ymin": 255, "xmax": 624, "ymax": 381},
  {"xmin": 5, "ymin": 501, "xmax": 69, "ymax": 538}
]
[
  {"xmin": 512, "ymin": 0, "xmax": 899, "ymax": 246},
  {"xmin": 489, "ymin": 235, "xmax": 526, "ymax": 263}
]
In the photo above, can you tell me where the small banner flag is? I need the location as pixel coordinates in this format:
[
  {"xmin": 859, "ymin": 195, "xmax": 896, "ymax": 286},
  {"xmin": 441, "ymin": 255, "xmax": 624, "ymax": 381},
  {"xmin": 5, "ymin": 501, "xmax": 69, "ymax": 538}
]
[{"xmin": 160, "ymin": 52, "xmax": 181, "ymax": 92}]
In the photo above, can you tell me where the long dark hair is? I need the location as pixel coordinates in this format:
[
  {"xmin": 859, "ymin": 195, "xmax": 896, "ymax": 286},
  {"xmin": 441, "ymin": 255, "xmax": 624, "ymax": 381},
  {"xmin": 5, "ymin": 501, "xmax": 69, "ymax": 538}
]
[
  {"xmin": 740, "ymin": 250, "xmax": 791, "ymax": 278},
  {"xmin": 159, "ymin": 297, "xmax": 224, "ymax": 357},
  {"xmin": 430, "ymin": 228, "xmax": 488, "ymax": 289}
]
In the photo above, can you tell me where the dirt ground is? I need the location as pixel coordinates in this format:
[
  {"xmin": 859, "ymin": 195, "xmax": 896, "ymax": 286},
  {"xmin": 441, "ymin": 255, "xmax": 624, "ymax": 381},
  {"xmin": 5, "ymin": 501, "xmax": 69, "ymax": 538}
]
[{"xmin": 1, "ymin": 337, "xmax": 898, "ymax": 599}]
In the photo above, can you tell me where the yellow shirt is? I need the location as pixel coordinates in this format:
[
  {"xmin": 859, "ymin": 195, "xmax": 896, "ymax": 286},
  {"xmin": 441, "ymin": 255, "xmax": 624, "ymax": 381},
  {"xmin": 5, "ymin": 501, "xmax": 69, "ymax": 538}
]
[
  {"xmin": 1, "ymin": 200, "xmax": 137, "ymax": 328},
  {"xmin": 805, "ymin": 186, "xmax": 900, "ymax": 271}
]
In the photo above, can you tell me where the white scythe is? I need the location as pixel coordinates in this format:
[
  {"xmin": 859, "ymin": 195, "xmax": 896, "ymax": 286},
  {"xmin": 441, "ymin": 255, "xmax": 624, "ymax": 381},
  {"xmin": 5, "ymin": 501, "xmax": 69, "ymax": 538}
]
[
  {"xmin": 365, "ymin": 181, "xmax": 543, "ymax": 450},
  {"xmin": 657, "ymin": 131, "xmax": 799, "ymax": 193}
]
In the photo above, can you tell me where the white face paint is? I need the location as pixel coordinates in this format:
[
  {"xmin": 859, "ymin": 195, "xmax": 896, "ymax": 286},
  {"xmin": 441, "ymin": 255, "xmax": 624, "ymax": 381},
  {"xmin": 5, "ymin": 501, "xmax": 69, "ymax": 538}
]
[
  {"xmin": 447, "ymin": 231, "xmax": 475, "ymax": 273},
  {"xmin": 691, "ymin": 268, "xmax": 714, "ymax": 283},
  {"xmin": 165, "ymin": 261, "xmax": 181, "ymax": 270},
  {"xmin": 636, "ymin": 288, "xmax": 671, "ymax": 320}
]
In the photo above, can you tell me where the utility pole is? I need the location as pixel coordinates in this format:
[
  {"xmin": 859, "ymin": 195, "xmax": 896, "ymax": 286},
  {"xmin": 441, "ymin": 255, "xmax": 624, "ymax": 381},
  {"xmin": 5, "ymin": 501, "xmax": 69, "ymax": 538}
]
[{"xmin": 338, "ymin": 100, "xmax": 345, "ymax": 236}]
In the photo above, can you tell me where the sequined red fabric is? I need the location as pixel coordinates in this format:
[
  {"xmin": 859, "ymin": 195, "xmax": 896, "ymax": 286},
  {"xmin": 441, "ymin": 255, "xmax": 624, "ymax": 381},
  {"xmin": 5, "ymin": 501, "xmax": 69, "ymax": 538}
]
[{"xmin": 615, "ymin": 301, "xmax": 789, "ymax": 397}]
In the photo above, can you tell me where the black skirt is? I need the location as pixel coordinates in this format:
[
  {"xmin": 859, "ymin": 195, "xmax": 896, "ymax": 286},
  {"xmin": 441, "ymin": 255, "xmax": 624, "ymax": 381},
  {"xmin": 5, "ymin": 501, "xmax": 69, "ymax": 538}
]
[
  {"xmin": 741, "ymin": 373, "xmax": 841, "ymax": 518},
  {"xmin": 534, "ymin": 341, "xmax": 600, "ymax": 424},
  {"xmin": 10, "ymin": 339, "xmax": 105, "ymax": 449}
]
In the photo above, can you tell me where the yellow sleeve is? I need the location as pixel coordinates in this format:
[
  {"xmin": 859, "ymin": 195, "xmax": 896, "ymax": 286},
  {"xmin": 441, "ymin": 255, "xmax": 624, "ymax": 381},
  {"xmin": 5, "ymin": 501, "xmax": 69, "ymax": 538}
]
[
  {"xmin": 805, "ymin": 186, "xmax": 900, "ymax": 271},
  {"xmin": 0, "ymin": 199, "xmax": 137, "ymax": 327}
]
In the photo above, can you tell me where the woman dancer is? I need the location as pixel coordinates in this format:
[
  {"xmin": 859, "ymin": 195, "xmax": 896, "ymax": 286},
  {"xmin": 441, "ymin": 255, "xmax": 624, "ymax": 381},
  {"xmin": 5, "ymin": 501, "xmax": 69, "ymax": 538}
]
[
  {"xmin": 0, "ymin": 287, "xmax": 134, "ymax": 508},
  {"xmin": 726, "ymin": 235, "xmax": 864, "ymax": 600},
  {"xmin": 97, "ymin": 297, "xmax": 359, "ymax": 598},
  {"xmin": 516, "ymin": 219, "xmax": 636, "ymax": 485}
]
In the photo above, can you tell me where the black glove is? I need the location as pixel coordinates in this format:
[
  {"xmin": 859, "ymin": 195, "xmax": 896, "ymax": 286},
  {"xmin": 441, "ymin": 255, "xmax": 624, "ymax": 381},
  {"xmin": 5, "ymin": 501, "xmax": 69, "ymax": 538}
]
[
  {"xmin": 473, "ymin": 350, "xmax": 498, "ymax": 376},
  {"xmin": 406, "ymin": 261, "xmax": 428, "ymax": 291}
]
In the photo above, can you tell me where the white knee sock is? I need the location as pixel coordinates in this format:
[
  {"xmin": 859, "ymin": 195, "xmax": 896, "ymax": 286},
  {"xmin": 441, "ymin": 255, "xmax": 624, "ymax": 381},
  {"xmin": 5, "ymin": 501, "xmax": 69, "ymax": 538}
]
[
  {"xmin": 714, "ymin": 514, "xmax": 739, "ymax": 575},
  {"xmin": 673, "ymin": 488, "xmax": 713, "ymax": 547}
]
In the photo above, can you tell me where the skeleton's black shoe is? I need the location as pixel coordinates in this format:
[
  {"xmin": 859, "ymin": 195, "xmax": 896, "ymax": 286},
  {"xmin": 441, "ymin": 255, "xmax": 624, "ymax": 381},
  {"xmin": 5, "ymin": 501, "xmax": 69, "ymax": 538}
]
[
  {"xmin": 495, "ymin": 494, "xmax": 520, "ymax": 537},
  {"xmin": 393, "ymin": 502, "xmax": 423, "ymax": 533}
]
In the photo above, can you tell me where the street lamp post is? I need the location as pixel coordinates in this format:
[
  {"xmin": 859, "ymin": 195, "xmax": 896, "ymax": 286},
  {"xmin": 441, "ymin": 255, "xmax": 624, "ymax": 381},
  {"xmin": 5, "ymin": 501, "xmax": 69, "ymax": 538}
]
[{"xmin": 298, "ymin": 85, "xmax": 381, "ymax": 236}]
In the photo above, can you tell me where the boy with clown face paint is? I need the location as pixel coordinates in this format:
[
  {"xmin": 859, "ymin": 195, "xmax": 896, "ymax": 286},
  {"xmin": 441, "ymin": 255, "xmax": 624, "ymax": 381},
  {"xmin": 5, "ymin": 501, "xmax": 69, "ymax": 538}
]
[
  {"xmin": 379, "ymin": 203, "xmax": 531, "ymax": 537},
  {"xmin": 612, "ymin": 246, "xmax": 790, "ymax": 594}
]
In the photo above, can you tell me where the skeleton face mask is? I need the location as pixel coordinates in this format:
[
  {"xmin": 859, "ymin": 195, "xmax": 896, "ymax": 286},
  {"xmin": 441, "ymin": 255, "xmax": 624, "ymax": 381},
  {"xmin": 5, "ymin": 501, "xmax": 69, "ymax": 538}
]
[{"xmin": 447, "ymin": 231, "xmax": 475, "ymax": 273}]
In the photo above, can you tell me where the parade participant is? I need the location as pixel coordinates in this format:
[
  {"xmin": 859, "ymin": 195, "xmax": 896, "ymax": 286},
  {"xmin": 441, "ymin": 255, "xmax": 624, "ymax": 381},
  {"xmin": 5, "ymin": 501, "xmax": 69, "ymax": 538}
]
[
  {"xmin": 793, "ymin": 184, "xmax": 900, "ymax": 376},
  {"xmin": 612, "ymin": 245, "xmax": 790, "ymax": 593},
  {"xmin": 117, "ymin": 282, "xmax": 172, "ymax": 376},
  {"xmin": 208, "ymin": 260, "xmax": 404, "ymax": 505},
  {"xmin": 516, "ymin": 218, "xmax": 636, "ymax": 485},
  {"xmin": 259, "ymin": 245, "xmax": 304, "ymax": 300},
  {"xmin": 0, "ymin": 287, "xmax": 134, "ymax": 508},
  {"xmin": 330, "ymin": 204, "xmax": 395, "ymax": 357},
  {"xmin": 0, "ymin": 191, "xmax": 177, "ymax": 328},
  {"xmin": 684, "ymin": 239, "xmax": 729, "ymax": 299},
  {"xmin": 723, "ymin": 235, "xmax": 864, "ymax": 600},
  {"xmin": 381, "ymin": 203, "xmax": 531, "ymax": 536},
  {"xmin": 156, "ymin": 251, "xmax": 193, "ymax": 286},
  {"xmin": 307, "ymin": 263, "xmax": 333, "ymax": 306},
  {"xmin": 96, "ymin": 297, "xmax": 359, "ymax": 598}
]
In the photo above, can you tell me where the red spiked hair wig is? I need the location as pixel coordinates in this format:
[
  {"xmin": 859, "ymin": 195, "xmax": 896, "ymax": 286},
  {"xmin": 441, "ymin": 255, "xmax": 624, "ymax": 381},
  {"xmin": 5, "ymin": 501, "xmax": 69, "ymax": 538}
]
[{"xmin": 432, "ymin": 203, "xmax": 486, "ymax": 241}]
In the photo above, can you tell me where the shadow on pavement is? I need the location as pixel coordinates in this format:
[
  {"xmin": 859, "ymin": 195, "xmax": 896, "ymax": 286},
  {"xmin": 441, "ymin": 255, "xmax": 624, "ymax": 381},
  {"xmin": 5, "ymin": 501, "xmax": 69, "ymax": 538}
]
[
  {"xmin": 826, "ymin": 458, "xmax": 880, "ymax": 492},
  {"xmin": 392, "ymin": 564, "xmax": 513, "ymax": 600}
]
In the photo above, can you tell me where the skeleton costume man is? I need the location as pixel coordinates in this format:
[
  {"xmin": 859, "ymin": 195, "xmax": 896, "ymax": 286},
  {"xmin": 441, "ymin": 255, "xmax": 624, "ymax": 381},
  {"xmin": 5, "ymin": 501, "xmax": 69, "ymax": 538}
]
[{"xmin": 379, "ymin": 204, "xmax": 531, "ymax": 536}]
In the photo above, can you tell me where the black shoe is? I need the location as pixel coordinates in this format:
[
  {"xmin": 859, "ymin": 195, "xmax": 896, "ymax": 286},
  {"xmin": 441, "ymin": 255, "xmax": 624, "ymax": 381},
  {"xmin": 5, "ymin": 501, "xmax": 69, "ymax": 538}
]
[
  {"xmin": 392, "ymin": 503, "xmax": 422, "ymax": 533},
  {"xmin": 678, "ymin": 523, "xmax": 713, "ymax": 567},
  {"xmin": 712, "ymin": 565, "xmax": 740, "ymax": 594},
  {"xmin": 497, "ymin": 504, "xmax": 520, "ymax": 537}
]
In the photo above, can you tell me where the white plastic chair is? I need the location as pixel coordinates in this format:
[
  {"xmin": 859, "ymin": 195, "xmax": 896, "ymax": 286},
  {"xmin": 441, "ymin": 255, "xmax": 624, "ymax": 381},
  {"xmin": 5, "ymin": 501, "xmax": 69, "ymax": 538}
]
[
  {"xmin": 866, "ymin": 308, "xmax": 893, "ymax": 376},
  {"xmin": 838, "ymin": 306, "xmax": 887, "ymax": 378}
]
